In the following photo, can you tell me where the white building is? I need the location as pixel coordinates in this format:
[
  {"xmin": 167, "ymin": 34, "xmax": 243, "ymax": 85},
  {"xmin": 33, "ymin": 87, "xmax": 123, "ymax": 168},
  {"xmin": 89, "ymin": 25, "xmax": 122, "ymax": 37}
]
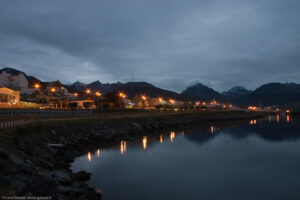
[{"xmin": 0, "ymin": 68, "xmax": 34, "ymax": 95}]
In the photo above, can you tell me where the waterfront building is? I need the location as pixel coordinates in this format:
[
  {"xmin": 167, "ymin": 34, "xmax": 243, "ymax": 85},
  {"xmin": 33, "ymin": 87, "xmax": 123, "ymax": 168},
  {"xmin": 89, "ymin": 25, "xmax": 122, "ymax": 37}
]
[{"xmin": 0, "ymin": 87, "xmax": 21, "ymax": 108}]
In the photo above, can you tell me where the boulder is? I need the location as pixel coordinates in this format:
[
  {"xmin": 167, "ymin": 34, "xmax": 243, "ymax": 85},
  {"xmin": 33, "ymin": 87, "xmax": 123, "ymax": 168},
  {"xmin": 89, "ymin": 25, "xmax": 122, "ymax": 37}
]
[
  {"xmin": 74, "ymin": 171, "xmax": 91, "ymax": 181},
  {"xmin": 55, "ymin": 170, "xmax": 72, "ymax": 184}
]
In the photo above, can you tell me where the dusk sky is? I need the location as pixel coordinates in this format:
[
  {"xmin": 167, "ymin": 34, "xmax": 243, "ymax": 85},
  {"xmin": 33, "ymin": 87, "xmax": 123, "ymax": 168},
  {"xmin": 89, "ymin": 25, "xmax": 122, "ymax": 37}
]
[{"xmin": 0, "ymin": 0, "xmax": 300, "ymax": 92}]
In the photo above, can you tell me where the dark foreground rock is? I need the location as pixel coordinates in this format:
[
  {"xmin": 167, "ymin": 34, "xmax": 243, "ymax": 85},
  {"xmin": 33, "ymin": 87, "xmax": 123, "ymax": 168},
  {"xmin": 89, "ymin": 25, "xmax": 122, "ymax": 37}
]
[{"xmin": 0, "ymin": 111, "xmax": 265, "ymax": 199}]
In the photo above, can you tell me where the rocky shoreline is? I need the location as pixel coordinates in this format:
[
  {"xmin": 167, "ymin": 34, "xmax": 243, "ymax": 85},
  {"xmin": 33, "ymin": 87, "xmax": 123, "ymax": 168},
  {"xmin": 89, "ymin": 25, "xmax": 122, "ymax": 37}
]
[{"xmin": 0, "ymin": 111, "xmax": 265, "ymax": 200}]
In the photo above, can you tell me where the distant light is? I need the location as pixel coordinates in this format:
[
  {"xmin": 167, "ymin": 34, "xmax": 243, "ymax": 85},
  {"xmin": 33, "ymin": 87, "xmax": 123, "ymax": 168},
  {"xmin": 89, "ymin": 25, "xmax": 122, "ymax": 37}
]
[
  {"xmin": 86, "ymin": 89, "xmax": 91, "ymax": 94},
  {"xmin": 169, "ymin": 99, "xmax": 175, "ymax": 104},
  {"xmin": 95, "ymin": 92, "xmax": 101, "ymax": 96},
  {"xmin": 141, "ymin": 95, "xmax": 147, "ymax": 100},
  {"xmin": 74, "ymin": 93, "xmax": 78, "ymax": 97},
  {"xmin": 119, "ymin": 92, "xmax": 126, "ymax": 98},
  {"xmin": 34, "ymin": 83, "xmax": 40, "ymax": 89},
  {"xmin": 158, "ymin": 98, "xmax": 163, "ymax": 102},
  {"xmin": 51, "ymin": 88, "xmax": 56, "ymax": 92},
  {"xmin": 248, "ymin": 106, "xmax": 257, "ymax": 111}
]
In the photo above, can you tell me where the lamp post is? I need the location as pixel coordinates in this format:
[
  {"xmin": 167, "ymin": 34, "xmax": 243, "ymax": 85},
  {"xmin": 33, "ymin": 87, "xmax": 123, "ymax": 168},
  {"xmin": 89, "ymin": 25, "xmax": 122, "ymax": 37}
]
[{"xmin": 95, "ymin": 91, "xmax": 101, "ymax": 108}]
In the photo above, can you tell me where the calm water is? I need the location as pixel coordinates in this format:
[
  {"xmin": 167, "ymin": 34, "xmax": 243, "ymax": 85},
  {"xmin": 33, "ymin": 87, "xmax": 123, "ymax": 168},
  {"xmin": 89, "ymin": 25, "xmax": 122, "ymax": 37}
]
[{"xmin": 72, "ymin": 115, "xmax": 300, "ymax": 200}]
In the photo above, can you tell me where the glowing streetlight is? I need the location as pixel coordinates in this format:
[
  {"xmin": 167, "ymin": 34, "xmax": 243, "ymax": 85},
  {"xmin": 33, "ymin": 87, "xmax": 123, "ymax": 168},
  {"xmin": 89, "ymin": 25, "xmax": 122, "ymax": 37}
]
[
  {"xmin": 50, "ymin": 88, "xmax": 56, "ymax": 92},
  {"xmin": 34, "ymin": 83, "xmax": 40, "ymax": 89},
  {"xmin": 95, "ymin": 92, "xmax": 101, "ymax": 96},
  {"xmin": 119, "ymin": 92, "xmax": 126, "ymax": 98},
  {"xmin": 169, "ymin": 99, "xmax": 175, "ymax": 104},
  {"xmin": 141, "ymin": 95, "xmax": 147, "ymax": 100},
  {"xmin": 158, "ymin": 98, "xmax": 163, "ymax": 102},
  {"xmin": 74, "ymin": 92, "xmax": 78, "ymax": 97},
  {"xmin": 86, "ymin": 89, "xmax": 91, "ymax": 94}
]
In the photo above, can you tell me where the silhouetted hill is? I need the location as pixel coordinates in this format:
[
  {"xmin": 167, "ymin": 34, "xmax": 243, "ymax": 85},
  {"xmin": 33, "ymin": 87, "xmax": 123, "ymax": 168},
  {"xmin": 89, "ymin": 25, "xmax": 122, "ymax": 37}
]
[
  {"xmin": 118, "ymin": 82, "xmax": 185, "ymax": 99},
  {"xmin": 232, "ymin": 83, "xmax": 300, "ymax": 106},
  {"xmin": 181, "ymin": 83, "xmax": 223, "ymax": 100},
  {"xmin": 221, "ymin": 86, "xmax": 251, "ymax": 102},
  {"xmin": 69, "ymin": 81, "xmax": 87, "ymax": 92},
  {"xmin": 68, "ymin": 81, "xmax": 189, "ymax": 100},
  {"xmin": 87, "ymin": 81, "xmax": 123, "ymax": 94}
]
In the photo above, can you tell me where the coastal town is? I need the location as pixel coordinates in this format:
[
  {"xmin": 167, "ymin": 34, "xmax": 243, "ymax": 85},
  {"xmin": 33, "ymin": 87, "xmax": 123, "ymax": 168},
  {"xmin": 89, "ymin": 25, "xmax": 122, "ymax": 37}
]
[
  {"xmin": 1, "ymin": 1, "xmax": 300, "ymax": 200},
  {"xmin": 0, "ymin": 67, "xmax": 282, "ymax": 113}
]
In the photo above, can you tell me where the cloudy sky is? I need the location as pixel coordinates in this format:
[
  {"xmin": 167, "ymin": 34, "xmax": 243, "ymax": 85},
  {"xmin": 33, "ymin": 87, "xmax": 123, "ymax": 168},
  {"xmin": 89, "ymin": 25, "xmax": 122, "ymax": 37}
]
[{"xmin": 0, "ymin": 0, "xmax": 300, "ymax": 92}]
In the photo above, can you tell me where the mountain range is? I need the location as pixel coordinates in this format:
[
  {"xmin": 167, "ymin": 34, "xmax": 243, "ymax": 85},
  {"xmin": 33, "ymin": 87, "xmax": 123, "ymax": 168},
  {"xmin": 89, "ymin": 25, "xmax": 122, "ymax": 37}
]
[{"xmin": 1, "ymin": 67, "xmax": 300, "ymax": 107}]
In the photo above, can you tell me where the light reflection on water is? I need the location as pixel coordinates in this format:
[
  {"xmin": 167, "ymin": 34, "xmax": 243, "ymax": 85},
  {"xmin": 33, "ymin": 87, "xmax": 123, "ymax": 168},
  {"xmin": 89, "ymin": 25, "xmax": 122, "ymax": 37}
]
[
  {"xmin": 142, "ymin": 136, "xmax": 147, "ymax": 150},
  {"xmin": 73, "ymin": 116, "xmax": 300, "ymax": 200},
  {"xmin": 120, "ymin": 140, "xmax": 127, "ymax": 155},
  {"xmin": 170, "ymin": 131, "xmax": 175, "ymax": 142}
]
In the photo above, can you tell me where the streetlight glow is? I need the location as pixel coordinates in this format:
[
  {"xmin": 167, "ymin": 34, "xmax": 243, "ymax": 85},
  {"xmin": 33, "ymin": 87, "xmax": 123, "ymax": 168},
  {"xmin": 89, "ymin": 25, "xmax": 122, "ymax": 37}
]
[
  {"xmin": 119, "ymin": 92, "xmax": 126, "ymax": 98},
  {"xmin": 34, "ymin": 83, "xmax": 40, "ymax": 89}
]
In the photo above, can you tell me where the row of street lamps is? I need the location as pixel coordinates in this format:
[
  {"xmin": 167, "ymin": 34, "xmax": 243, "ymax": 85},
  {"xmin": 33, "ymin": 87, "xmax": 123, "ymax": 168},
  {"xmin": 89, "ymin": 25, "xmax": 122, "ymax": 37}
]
[{"xmin": 34, "ymin": 83, "xmax": 222, "ymax": 107}]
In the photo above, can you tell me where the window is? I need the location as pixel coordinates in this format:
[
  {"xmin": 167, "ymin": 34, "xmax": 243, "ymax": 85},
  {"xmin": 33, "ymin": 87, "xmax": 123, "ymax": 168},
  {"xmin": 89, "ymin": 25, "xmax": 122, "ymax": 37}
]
[{"xmin": 0, "ymin": 94, "xmax": 8, "ymax": 103}]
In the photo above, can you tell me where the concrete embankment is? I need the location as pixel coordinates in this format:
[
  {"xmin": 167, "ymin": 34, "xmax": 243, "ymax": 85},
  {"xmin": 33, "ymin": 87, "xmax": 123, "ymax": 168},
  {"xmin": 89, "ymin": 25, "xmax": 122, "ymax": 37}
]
[{"xmin": 0, "ymin": 111, "xmax": 265, "ymax": 200}]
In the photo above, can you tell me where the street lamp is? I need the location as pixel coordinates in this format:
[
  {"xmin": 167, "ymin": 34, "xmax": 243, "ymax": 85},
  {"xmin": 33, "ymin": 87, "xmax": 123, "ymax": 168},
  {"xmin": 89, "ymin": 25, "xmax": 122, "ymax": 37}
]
[
  {"xmin": 74, "ymin": 92, "xmax": 78, "ymax": 97},
  {"xmin": 86, "ymin": 89, "xmax": 91, "ymax": 94},
  {"xmin": 51, "ymin": 88, "xmax": 56, "ymax": 92},
  {"xmin": 95, "ymin": 92, "xmax": 101, "ymax": 96},
  {"xmin": 119, "ymin": 92, "xmax": 126, "ymax": 98},
  {"xmin": 34, "ymin": 83, "xmax": 40, "ymax": 89},
  {"xmin": 141, "ymin": 95, "xmax": 147, "ymax": 100}
]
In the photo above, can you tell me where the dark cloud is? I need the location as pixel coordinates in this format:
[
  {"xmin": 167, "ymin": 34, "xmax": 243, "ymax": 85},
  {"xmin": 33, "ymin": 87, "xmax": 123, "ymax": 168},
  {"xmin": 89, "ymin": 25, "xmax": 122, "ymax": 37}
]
[{"xmin": 0, "ymin": 0, "xmax": 300, "ymax": 92}]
